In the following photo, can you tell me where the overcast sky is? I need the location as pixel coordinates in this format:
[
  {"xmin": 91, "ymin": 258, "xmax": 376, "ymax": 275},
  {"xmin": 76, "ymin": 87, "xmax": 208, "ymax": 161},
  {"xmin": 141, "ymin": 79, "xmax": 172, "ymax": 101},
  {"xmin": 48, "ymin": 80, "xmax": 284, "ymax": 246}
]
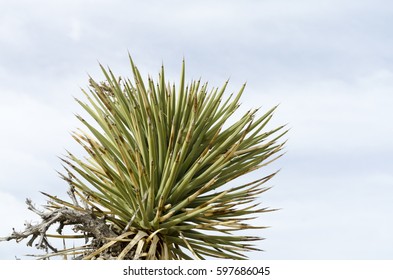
[{"xmin": 1, "ymin": 0, "xmax": 392, "ymax": 259}]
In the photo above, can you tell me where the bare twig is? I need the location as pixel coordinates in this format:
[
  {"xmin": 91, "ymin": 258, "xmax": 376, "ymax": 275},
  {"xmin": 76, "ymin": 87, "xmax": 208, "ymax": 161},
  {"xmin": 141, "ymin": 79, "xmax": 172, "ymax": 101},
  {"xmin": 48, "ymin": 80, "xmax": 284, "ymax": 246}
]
[{"xmin": 0, "ymin": 193, "xmax": 117, "ymax": 257}]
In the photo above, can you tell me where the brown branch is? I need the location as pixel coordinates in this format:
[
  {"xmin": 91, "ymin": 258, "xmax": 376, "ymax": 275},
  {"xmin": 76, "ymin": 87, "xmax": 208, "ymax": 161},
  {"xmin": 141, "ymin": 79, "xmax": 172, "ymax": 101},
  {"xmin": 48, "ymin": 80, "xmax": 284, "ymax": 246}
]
[{"xmin": 0, "ymin": 197, "xmax": 117, "ymax": 255}]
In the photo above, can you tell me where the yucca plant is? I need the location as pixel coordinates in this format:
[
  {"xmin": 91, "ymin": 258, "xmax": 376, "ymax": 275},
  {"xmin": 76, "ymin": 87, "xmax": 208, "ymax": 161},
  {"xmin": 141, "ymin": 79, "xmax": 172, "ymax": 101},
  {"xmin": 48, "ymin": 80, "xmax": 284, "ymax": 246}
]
[{"xmin": 1, "ymin": 56, "xmax": 286, "ymax": 260}]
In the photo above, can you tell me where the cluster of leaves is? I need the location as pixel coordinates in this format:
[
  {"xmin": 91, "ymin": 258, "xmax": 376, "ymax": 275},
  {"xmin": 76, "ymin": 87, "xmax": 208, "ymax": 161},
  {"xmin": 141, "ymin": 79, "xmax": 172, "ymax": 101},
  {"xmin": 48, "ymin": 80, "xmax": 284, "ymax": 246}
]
[{"xmin": 2, "ymin": 57, "xmax": 286, "ymax": 260}]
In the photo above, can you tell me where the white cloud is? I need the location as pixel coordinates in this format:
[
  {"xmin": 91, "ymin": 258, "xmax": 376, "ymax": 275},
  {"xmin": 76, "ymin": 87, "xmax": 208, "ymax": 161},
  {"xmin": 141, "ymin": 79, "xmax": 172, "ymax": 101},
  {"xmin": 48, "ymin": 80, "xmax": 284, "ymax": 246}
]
[
  {"xmin": 243, "ymin": 68, "xmax": 393, "ymax": 155},
  {"xmin": 0, "ymin": 91, "xmax": 82, "ymax": 198},
  {"xmin": 0, "ymin": 93, "xmax": 73, "ymax": 154},
  {"xmin": 0, "ymin": 149, "xmax": 51, "ymax": 193},
  {"xmin": 0, "ymin": 15, "xmax": 29, "ymax": 47},
  {"xmin": 68, "ymin": 18, "xmax": 82, "ymax": 41}
]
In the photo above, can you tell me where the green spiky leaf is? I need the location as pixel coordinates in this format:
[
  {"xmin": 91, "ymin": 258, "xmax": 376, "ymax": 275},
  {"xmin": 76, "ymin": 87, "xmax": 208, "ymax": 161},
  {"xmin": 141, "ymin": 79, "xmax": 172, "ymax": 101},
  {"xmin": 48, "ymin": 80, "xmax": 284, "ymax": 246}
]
[{"xmin": 59, "ymin": 57, "xmax": 287, "ymax": 259}]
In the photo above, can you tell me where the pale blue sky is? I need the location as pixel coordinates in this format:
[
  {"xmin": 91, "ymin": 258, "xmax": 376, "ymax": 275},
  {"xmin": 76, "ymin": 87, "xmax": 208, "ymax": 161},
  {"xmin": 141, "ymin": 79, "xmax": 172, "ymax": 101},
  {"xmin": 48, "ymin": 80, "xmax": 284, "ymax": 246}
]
[{"xmin": 1, "ymin": 0, "xmax": 392, "ymax": 259}]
